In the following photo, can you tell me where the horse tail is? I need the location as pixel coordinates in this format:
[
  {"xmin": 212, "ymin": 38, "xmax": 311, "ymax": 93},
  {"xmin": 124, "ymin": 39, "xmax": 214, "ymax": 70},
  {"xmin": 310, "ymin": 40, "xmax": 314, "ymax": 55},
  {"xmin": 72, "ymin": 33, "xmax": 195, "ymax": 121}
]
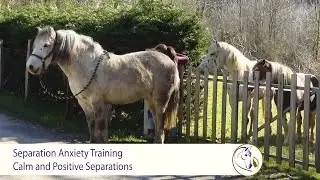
[
  {"xmin": 164, "ymin": 83, "xmax": 180, "ymax": 131},
  {"xmin": 310, "ymin": 75, "xmax": 319, "ymax": 112},
  {"xmin": 310, "ymin": 75, "xmax": 319, "ymax": 88}
]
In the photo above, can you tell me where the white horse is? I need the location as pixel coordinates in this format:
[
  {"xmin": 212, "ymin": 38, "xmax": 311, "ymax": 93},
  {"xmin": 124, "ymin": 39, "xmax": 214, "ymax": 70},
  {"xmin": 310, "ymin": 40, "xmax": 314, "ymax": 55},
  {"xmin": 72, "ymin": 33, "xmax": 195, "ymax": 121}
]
[
  {"xmin": 26, "ymin": 26, "xmax": 180, "ymax": 144},
  {"xmin": 198, "ymin": 39, "xmax": 270, "ymax": 138}
]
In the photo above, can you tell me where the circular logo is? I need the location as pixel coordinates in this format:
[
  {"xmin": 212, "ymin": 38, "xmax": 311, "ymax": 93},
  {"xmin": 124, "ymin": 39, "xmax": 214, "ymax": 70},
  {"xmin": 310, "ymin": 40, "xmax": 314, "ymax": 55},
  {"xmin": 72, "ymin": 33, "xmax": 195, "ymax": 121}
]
[{"xmin": 232, "ymin": 144, "xmax": 263, "ymax": 176}]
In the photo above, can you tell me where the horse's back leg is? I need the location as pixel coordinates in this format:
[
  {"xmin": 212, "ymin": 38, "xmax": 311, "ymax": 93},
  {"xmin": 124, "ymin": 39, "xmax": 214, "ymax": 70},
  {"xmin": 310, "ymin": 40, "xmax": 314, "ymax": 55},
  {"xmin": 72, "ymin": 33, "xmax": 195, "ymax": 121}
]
[
  {"xmin": 283, "ymin": 113, "xmax": 289, "ymax": 145},
  {"xmin": 269, "ymin": 92, "xmax": 274, "ymax": 135},
  {"xmin": 245, "ymin": 94, "xmax": 254, "ymax": 139},
  {"xmin": 248, "ymin": 98, "xmax": 253, "ymax": 137},
  {"xmin": 296, "ymin": 110, "xmax": 302, "ymax": 143},
  {"xmin": 154, "ymin": 112, "xmax": 166, "ymax": 144},
  {"xmin": 153, "ymin": 91, "xmax": 173, "ymax": 144},
  {"xmin": 310, "ymin": 111, "xmax": 316, "ymax": 143}
]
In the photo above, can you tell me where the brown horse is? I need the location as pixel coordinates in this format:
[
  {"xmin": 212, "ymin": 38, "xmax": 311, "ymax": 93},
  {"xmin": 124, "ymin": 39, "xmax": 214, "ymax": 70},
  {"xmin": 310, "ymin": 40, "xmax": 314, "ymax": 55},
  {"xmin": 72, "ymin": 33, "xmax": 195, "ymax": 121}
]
[{"xmin": 252, "ymin": 59, "xmax": 318, "ymax": 144}]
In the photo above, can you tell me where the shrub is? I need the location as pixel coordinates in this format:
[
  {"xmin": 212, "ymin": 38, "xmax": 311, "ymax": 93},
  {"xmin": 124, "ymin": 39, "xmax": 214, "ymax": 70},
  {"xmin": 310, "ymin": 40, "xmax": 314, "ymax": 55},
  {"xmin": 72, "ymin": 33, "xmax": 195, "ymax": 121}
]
[{"xmin": 0, "ymin": 1, "xmax": 210, "ymax": 135}]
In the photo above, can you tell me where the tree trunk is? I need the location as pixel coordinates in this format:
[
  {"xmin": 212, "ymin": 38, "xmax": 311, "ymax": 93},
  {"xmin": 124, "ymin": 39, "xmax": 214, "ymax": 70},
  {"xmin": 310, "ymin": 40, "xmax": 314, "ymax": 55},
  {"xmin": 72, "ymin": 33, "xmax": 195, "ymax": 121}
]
[{"xmin": 314, "ymin": 1, "xmax": 320, "ymax": 61}]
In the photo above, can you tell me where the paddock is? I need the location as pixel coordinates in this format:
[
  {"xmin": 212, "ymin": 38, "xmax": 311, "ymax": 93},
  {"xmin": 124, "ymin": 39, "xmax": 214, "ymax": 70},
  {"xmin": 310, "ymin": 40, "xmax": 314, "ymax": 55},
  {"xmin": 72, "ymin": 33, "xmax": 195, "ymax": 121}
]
[{"xmin": 174, "ymin": 66, "xmax": 320, "ymax": 173}]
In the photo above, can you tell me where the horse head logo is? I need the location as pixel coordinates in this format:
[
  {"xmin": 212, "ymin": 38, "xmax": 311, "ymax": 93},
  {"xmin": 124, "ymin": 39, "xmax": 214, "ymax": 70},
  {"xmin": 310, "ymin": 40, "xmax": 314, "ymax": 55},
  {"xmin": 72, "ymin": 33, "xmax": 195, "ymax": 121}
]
[{"xmin": 232, "ymin": 145, "xmax": 262, "ymax": 176}]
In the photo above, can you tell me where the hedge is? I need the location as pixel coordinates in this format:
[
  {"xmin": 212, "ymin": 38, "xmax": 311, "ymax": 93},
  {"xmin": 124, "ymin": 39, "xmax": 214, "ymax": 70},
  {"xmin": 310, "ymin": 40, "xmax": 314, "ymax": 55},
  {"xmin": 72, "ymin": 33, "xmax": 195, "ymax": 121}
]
[{"xmin": 0, "ymin": 1, "xmax": 210, "ymax": 136}]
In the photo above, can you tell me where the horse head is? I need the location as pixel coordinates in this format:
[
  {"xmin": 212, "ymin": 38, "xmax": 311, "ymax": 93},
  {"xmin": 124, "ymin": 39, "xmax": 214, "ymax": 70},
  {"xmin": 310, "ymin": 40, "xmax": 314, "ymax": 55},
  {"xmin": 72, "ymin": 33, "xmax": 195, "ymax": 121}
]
[
  {"xmin": 199, "ymin": 38, "xmax": 250, "ymax": 75},
  {"xmin": 198, "ymin": 38, "xmax": 222, "ymax": 74},
  {"xmin": 27, "ymin": 26, "xmax": 59, "ymax": 75},
  {"xmin": 252, "ymin": 58, "xmax": 272, "ymax": 82}
]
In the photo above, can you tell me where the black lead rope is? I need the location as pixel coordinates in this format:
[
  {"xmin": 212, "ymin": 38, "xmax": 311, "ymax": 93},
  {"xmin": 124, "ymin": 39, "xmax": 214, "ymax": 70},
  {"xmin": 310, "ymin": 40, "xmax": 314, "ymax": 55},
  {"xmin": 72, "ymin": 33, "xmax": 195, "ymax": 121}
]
[{"xmin": 39, "ymin": 50, "xmax": 108, "ymax": 100}]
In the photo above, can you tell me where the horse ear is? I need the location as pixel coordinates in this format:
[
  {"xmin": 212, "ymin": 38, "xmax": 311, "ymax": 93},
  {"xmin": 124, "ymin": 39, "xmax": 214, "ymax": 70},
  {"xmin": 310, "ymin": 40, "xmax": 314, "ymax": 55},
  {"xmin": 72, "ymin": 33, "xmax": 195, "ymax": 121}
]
[
  {"xmin": 36, "ymin": 27, "xmax": 42, "ymax": 33},
  {"xmin": 216, "ymin": 41, "xmax": 220, "ymax": 48},
  {"xmin": 262, "ymin": 59, "xmax": 268, "ymax": 65},
  {"xmin": 258, "ymin": 58, "xmax": 266, "ymax": 64},
  {"xmin": 212, "ymin": 38, "xmax": 217, "ymax": 43},
  {"xmin": 48, "ymin": 26, "xmax": 55, "ymax": 33},
  {"xmin": 212, "ymin": 38, "xmax": 220, "ymax": 47},
  {"xmin": 212, "ymin": 37, "xmax": 219, "ymax": 45},
  {"xmin": 265, "ymin": 62, "xmax": 270, "ymax": 68}
]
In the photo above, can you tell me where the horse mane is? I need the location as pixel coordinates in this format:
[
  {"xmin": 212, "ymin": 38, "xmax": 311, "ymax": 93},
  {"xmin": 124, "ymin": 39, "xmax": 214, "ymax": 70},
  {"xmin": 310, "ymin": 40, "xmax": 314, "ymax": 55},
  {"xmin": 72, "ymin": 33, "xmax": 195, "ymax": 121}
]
[
  {"xmin": 268, "ymin": 61, "xmax": 294, "ymax": 84},
  {"xmin": 219, "ymin": 42, "xmax": 249, "ymax": 61},
  {"xmin": 217, "ymin": 42, "xmax": 252, "ymax": 74},
  {"xmin": 39, "ymin": 27, "xmax": 103, "ymax": 62}
]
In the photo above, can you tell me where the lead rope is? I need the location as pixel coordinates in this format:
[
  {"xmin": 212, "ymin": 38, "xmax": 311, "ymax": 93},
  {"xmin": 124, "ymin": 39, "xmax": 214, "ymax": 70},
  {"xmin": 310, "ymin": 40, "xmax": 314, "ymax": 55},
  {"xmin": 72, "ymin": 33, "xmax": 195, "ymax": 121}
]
[{"xmin": 39, "ymin": 50, "xmax": 108, "ymax": 100}]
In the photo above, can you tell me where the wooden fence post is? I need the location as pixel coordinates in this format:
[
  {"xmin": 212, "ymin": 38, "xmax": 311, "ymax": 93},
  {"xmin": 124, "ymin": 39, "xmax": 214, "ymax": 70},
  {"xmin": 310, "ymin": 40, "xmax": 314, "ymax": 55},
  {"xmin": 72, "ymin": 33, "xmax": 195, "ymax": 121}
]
[
  {"xmin": 303, "ymin": 75, "xmax": 311, "ymax": 170},
  {"xmin": 177, "ymin": 65, "xmax": 185, "ymax": 137},
  {"xmin": 203, "ymin": 68, "xmax": 209, "ymax": 140},
  {"xmin": 186, "ymin": 66, "xmax": 192, "ymax": 141},
  {"xmin": 289, "ymin": 73, "xmax": 297, "ymax": 167},
  {"xmin": 264, "ymin": 72, "xmax": 272, "ymax": 161},
  {"xmin": 231, "ymin": 70, "xmax": 239, "ymax": 143},
  {"xmin": 24, "ymin": 40, "xmax": 31, "ymax": 101},
  {"xmin": 276, "ymin": 73, "xmax": 284, "ymax": 164},
  {"xmin": 0, "ymin": 39, "xmax": 2, "ymax": 89},
  {"xmin": 220, "ymin": 71, "xmax": 228, "ymax": 143},
  {"xmin": 241, "ymin": 71, "xmax": 249, "ymax": 142},
  {"xmin": 211, "ymin": 68, "xmax": 218, "ymax": 143},
  {"xmin": 252, "ymin": 71, "xmax": 260, "ymax": 146},
  {"xmin": 194, "ymin": 68, "xmax": 200, "ymax": 140},
  {"xmin": 315, "ymin": 75, "xmax": 320, "ymax": 173}
]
